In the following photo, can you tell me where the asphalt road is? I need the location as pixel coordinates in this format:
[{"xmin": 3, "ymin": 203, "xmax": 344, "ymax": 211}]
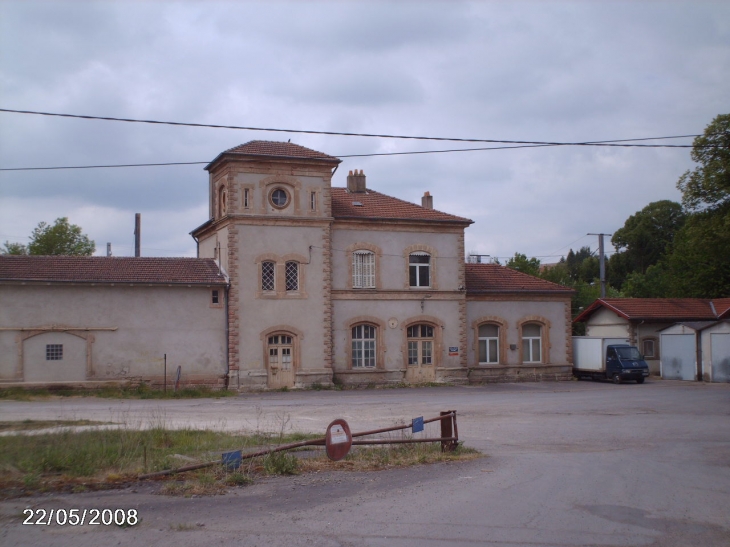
[{"xmin": 1, "ymin": 379, "xmax": 729, "ymax": 546}]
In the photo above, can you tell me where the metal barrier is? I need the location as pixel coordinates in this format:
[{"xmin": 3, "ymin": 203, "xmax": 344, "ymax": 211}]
[{"xmin": 139, "ymin": 410, "xmax": 459, "ymax": 480}]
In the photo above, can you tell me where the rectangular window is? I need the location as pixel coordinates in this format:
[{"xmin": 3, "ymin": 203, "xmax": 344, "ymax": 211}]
[
  {"xmin": 421, "ymin": 341, "xmax": 432, "ymax": 365},
  {"xmin": 244, "ymin": 188, "xmax": 250, "ymax": 208},
  {"xmin": 352, "ymin": 324, "xmax": 376, "ymax": 368},
  {"xmin": 409, "ymin": 253, "xmax": 430, "ymax": 287},
  {"xmin": 353, "ymin": 251, "xmax": 375, "ymax": 288},
  {"xmin": 642, "ymin": 339, "xmax": 656, "ymax": 358},
  {"xmin": 285, "ymin": 261, "xmax": 299, "ymax": 291},
  {"xmin": 408, "ymin": 341, "xmax": 419, "ymax": 365},
  {"xmin": 310, "ymin": 191, "xmax": 317, "ymax": 211},
  {"xmin": 211, "ymin": 290, "xmax": 219, "ymax": 305},
  {"xmin": 262, "ymin": 261, "xmax": 275, "ymax": 291},
  {"xmin": 46, "ymin": 344, "xmax": 63, "ymax": 361}
]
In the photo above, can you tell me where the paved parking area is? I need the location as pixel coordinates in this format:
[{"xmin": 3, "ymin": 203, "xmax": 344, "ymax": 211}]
[{"xmin": 1, "ymin": 379, "xmax": 729, "ymax": 546}]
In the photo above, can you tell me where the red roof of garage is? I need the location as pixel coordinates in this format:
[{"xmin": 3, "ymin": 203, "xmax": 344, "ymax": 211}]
[
  {"xmin": 0, "ymin": 256, "xmax": 227, "ymax": 285},
  {"xmin": 573, "ymin": 298, "xmax": 728, "ymax": 323}
]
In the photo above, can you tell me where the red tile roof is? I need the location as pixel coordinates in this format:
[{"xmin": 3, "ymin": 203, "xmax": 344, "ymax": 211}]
[
  {"xmin": 573, "ymin": 298, "xmax": 728, "ymax": 323},
  {"xmin": 713, "ymin": 298, "xmax": 730, "ymax": 319},
  {"xmin": 206, "ymin": 140, "xmax": 340, "ymax": 170},
  {"xmin": 332, "ymin": 188, "xmax": 472, "ymax": 224},
  {"xmin": 465, "ymin": 263, "xmax": 574, "ymax": 294},
  {"xmin": 0, "ymin": 256, "xmax": 227, "ymax": 285}
]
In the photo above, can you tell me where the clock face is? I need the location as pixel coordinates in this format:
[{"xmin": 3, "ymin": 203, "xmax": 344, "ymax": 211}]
[{"xmin": 388, "ymin": 318, "xmax": 398, "ymax": 329}]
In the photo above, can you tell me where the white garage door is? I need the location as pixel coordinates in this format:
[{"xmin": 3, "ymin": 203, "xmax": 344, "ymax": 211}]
[
  {"xmin": 711, "ymin": 333, "xmax": 730, "ymax": 383},
  {"xmin": 661, "ymin": 334, "xmax": 696, "ymax": 381}
]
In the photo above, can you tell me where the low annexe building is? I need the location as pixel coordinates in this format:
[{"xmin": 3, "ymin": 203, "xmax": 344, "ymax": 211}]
[{"xmin": 0, "ymin": 257, "xmax": 228, "ymax": 387}]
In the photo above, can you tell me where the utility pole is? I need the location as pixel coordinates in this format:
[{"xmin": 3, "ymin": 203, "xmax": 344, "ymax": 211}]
[
  {"xmin": 134, "ymin": 213, "xmax": 141, "ymax": 257},
  {"xmin": 588, "ymin": 233, "xmax": 612, "ymax": 298}
]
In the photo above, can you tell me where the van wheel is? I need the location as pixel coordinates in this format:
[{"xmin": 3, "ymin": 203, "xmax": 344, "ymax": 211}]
[
  {"xmin": 612, "ymin": 373, "xmax": 622, "ymax": 385},
  {"xmin": 636, "ymin": 377, "xmax": 645, "ymax": 384}
]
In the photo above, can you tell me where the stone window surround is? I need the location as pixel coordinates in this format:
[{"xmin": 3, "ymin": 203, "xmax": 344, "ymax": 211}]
[
  {"xmin": 471, "ymin": 316, "xmax": 508, "ymax": 365},
  {"xmin": 400, "ymin": 315, "xmax": 444, "ymax": 368},
  {"xmin": 516, "ymin": 316, "xmax": 551, "ymax": 364},
  {"xmin": 641, "ymin": 336, "xmax": 659, "ymax": 359},
  {"xmin": 403, "ymin": 244, "xmax": 439, "ymax": 290},
  {"xmin": 254, "ymin": 253, "xmax": 308, "ymax": 299},
  {"xmin": 345, "ymin": 316, "xmax": 386, "ymax": 371},
  {"xmin": 259, "ymin": 325, "xmax": 304, "ymax": 375},
  {"xmin": 210, "ymin": 288, "xmax": 224, "ymax": 309},
  {"xmin": 259, "ymin": 176, "xmax": 303, "ymax": 215},
  {"xmin": 345, "ymin": 242, "xmax": 383, "ymax": 290}
]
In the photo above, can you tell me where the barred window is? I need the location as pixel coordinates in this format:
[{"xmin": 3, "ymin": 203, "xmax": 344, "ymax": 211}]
[
  {"xmin": 352, "ymin": 324, "xmax": 376, "ymax": 368},
  {"xmin": 285, "ymin": 261, "xmax": 299, "ymax": 291},
  {"xmin": 46, "ymin": 344, "xmax": 63, "ymax": 361},
  {"xmin": 262, "ymin": 261, "xmax": 275, "ymax": 291},
  {"xmin": 352, "ymin": 251, "xmax": 375, "ymax": 288}
]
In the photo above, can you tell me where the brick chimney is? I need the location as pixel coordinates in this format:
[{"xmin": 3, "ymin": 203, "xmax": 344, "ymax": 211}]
[
  {"xmin": 421, "ymin": 191, "xmax": 433, "ymax": 209},
  {"xmin": 347, "ymin": 169, "xmax": 366, "ymax": 193}
]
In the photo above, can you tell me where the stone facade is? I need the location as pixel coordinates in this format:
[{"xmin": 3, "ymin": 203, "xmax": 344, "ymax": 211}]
[{"xmin": 193, "ymin": 141, "xmax": 576, "ymax": 389}]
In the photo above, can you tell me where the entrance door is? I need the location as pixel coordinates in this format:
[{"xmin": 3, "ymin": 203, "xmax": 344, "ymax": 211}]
[
  {"xmin": 267, "ymin": 334, "xmax": 295, "ymax": 389},
  {"xmin": 405, "ymin": 324, "xmax": 436, "ymax": 383}
]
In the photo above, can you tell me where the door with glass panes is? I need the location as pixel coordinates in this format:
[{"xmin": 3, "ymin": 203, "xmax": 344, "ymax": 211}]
[
  {"xmin": 267, "ymin": 334, "xmax": 295, "ymax": 388},
  {"xmin": 405, "ymin": 324, "xmax": 436, "ymax": 383}
]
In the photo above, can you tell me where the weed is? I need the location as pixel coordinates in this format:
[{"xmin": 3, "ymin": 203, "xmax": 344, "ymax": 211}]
[
  {"xmin": 224, "ymin": 472, "xmax": 252, "ymax": 486},
  {"xmin": 263, "ymin": 451, "xmax": 299, "ymax": 475}
]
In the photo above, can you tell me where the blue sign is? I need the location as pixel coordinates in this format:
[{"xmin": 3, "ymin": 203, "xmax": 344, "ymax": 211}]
[{"xmin": 412, "ymin": 416, "xmax": 424, "ymax": 433}]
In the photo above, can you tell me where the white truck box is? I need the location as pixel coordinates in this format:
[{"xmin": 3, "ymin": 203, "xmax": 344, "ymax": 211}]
[{"xmin": 573, "ymin": 337, "xmax": 630, "ymax": 371}]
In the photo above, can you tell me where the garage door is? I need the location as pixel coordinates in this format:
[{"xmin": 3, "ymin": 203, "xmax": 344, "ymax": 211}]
[
  {"xmin": 711, "ymin": 333, "xmax": 730, "ymax": 383},
  {"xmin": 661, "ymin": 334, "xmax": 695, "ymax": 381}
]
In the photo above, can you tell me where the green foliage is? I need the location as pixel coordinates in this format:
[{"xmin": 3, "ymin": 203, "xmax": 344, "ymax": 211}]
[
  {"xmin": 505, "ymin": 252, "xmax": 541, "ymax": 276},
  {"xmin": 1, "ymin": 241, "xmax": 27, "ymax": 255},
  {"xmin": 262, "ymin": 451, "xmax": 299, "ymax": 475},
  {"xmin": 611, "ymin": 200, "xmax": 685, "ymax": 275},
  {"xmin": 677, "ymin": 113, "xmax": 730, "ymax": 212},
  {"xmin": 27, "ymin": 217, "xmax": 95, "ymax": 256}
]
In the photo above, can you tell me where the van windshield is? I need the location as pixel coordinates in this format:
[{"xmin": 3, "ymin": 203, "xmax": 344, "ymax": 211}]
[{"xmin": 616, "ymin": 347, "xmax": 642, "ymax": 361}]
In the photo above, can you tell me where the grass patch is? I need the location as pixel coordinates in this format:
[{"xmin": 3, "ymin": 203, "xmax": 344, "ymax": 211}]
[
  {"xmin": 0, "ymin": 384, "xmax": 238, "ymax": 401},
  {"xmin": 0, "ymin": 420, "xmax": 110, "ymax": 432}
]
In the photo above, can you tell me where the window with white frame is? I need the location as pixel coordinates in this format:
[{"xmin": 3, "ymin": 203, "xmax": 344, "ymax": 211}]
[
  {"xmin": 352, "ymin": 324, "xmax": 376, "ymax": 368},
  {"xmin": 642, "ymin": 338, "xmax": 656, "ymax": 358},
  {"xmin": 478, "ymin": 324, "xmax": 499, "ymax": 364},
  {"xmin": 285, "ymin": 261, "xmax": 299, "ymax": 291},
  {"xmin": 522, "ymin": 323, "xmax": 542, "ymax": 363},
  {"xmin": 262, "ymin": 261, "xmax": 275, "ymax": 291},
  {"xmin": 409, "ymin": 253, "xmax": 430, "ymax": 287},
  {"xmin": 352, "ymin": 251, "xmax": 375, "ymax": 288}
]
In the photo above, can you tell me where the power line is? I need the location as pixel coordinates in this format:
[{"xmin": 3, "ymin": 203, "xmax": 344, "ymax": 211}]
[{"xmin": 0, "ymin": 107, "xmax": 701, "ymax": 147}]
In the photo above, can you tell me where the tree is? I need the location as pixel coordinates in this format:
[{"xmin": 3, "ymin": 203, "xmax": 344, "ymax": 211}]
[
  {"xmin": 26, "ymin": 217, "xmax": 95, "ymax": 256},
  {"xmin": 505, "ymin": 253, "xmax": 541, "ymax": 277},
  {"xmin": 611, "ymin": 200, "xmax": 685, "ymax": 275},
  {"xmin": 677, "ymin": 113, "xmax": 730, "ymax": 212},
  {"xmin": 1, "ymin": 241, "xmax": 28, "ymax": 255}
]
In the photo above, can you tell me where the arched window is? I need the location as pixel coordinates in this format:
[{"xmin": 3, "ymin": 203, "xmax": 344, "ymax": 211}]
[
  {"xmin": 478, "ymin": 324, "xmax": 500, "ymax": 364},
  {"xmin": 262, "ymin": 261, "xmax": 275, "ymax": 291},
  {"xmin": 409, "ymin": 253, "xmax": 431, "ymax": 287},
  {"xmin": 218, "ymin": 186, "xmax": 227, "ymax": 217},
  {"xmin": 522, "ymin": 323, "xmax": 542, "ymax": 363},
  {"xmin": 353, "ymin": 250, "xmax": 375, "ymax": 288},
  {"xmin": 285, "ymin": 261, "xmax": 299, "ymax": 291},
  {"xmin": 352, "ymin": 324, "xmax": 376, "ymax": 368}
]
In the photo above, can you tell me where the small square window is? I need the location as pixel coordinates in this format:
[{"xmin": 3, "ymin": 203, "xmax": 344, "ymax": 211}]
[{"xmin": 46, "ymin": 344, "xmax": 63, "ymax": 361}]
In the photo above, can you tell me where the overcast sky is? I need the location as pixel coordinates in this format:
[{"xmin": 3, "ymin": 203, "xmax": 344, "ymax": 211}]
[{"xmin": 1, "ymin": 1, "xmax": 728, "ymax": 263}]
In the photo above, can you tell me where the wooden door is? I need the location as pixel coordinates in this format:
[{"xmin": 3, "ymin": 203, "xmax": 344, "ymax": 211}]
[
  {"xmin": 267, "ymin": 334, "xmax": 295, "ymax": 389},
  {"xmin": 405, "ymin": 324, "xmax": 436, "ymax": 383}
]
